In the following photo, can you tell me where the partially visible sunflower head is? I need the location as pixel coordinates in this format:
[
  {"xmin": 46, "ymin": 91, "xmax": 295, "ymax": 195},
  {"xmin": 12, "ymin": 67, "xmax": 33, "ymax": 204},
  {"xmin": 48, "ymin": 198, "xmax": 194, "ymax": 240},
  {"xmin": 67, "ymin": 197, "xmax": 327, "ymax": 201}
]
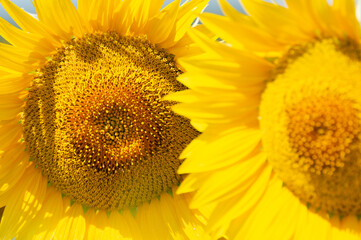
[
  {"xmin": 0, "ymin": 0, "xmax": 211, "ymax": 239},
  {"xmin": 170, "ymin": 0, "xmax": 361, "ymax": 239}
]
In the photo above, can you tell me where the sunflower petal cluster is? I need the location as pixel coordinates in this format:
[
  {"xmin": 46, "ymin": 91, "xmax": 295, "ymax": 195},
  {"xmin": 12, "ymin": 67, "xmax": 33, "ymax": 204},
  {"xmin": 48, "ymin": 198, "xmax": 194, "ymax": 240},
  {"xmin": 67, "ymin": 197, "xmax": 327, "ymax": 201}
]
[
  {"xmin": 0, "ymin": 0, "xmax": 211, "ymax": 239},
  {"xmin": 171, "ymin": 0, "xmax": 361, "ymax": 239},
  {"xmin": 3, "ymin": 0, "xmax": 361, "ymax": 239}
]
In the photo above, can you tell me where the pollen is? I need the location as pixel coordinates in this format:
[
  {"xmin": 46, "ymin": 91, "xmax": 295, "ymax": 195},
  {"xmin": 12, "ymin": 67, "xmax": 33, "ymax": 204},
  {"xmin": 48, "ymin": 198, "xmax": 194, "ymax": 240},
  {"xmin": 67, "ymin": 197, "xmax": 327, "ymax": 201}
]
[
  {"xmin": 260, "ymin": 38, "xmax": 361, "ymax": 215},
  {"xmin": 286, "ymin": 96, "xmax": 360, "ymax": 175},
  {"xmin": 23, "ymin": 32, "xmax": 198, "ymax": 210}
]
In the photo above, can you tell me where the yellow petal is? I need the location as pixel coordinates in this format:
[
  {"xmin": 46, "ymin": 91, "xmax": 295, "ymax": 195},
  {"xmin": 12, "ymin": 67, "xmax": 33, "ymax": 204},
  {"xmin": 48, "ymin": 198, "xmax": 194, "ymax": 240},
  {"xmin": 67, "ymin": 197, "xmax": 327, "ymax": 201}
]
[
  {"xmin": 173, "ymin": 73, "xmax": 237, "ymax": 93},
  {"xmin": 172, "ymin": 0, "xmax": 208, "ymax": 43},
  {"xmin": 85, "ymin": 209, "xmax": 142, "ymax": 240},
  {"xmin": 307, "ymin": 0, "xmax": 338, "ymax": 36},
  {"xmin": 0, "ymin": 120, "xmax": 22, "ymax": 148},
  {"xmin": 189, "ymin": 153, "xmax": 267, "ymax": 207},
  {"xmin": 18, "ymin": 187, "xmax": 64, "ymax": 240},
  {"xmin": 52, "ymin": 199, "xmax": 86, "ymax": 240},
  {"xmin": 33, "ymin": 0, "xmax": 85, "ymax": 39},
  {"xmin": 130, "ymin": 0, "xmax": 152, "ymax": 32},
  {"xmin": 179, "ymin": 126, "xmax": 261, "ymax": 173},
  {"xmin": 332, "ymin": 0, "xmax": 360, "ymax": 40},
  {"xmin": 241, "ymin": 0, "xmax": 309, "ymax": 42},
  {"xmin": 0, "ymin": 17, "xmax": 53, "ymax": 56},
  {"xmin": 145, "ymin": 0, "xmax": 181, "ymax": 44},
  {"xmin": 0, "ymin": 93, "xmax": 24, "ymax": 120},
  {"xmin": 181, "ymin": 54, "xmax": 271, "ymax": 85},
  {"xmin": 148, "ymin": 0, "xmax": 164, "ymax": 18},
  {"xmin": 0, "ymin": 145, "xmax": 29, "ymax": 206},
  {"xmin": 207, "ymin": 165, "xmax": 273, "ymax": 232},
  {"xmin": 0, "ymin": 72, "xmax": 31, "ymax": 94},
  {"xmin": 0, "ymin": 166, "xmax": 47, "ymax": 239},
  {"xmin": 79, "ymin": 0, "xmax": 121, "ymax": 32},
  {"xmin": 111, "ymin": 0, "xmax": 133, "ymax": 35},
  {"xmin": 0, "ymin": 43, "xmax": 37, "ymax": 73},
  {"xmin": 161, "ymin": 190, "xmax": 209, "ymax": 240},
  {"xmin": 237, "ymin": 182, "xmax": 300, "ymax": 240},
  {"xmin": 200, "ymin": 13, "xmax": 283, "ymax": 51},
  {"xmin": 0, "ymin": 0, "xmax": 58, "ymax": 45},
  {"xmin": 136, "ymin": 199, "xmax": 169, "ymax": 239},
  {"xmin": 176, "ymin": 172, "xmax": 206, "ymax": 194},
  {"xmin": 136, "ymin": 188, "xmax": 208, "ymax": 239},
  {"xmin": 294, "ymin": 205, "xmax": 331, "ymax": 240},
  {"xmin": 0, "ymin": 143, "xmax": 27, "ymax": 179},
  {"xmin": 219, "ymin": 0, "xmax": 250, "ymax": 22}
]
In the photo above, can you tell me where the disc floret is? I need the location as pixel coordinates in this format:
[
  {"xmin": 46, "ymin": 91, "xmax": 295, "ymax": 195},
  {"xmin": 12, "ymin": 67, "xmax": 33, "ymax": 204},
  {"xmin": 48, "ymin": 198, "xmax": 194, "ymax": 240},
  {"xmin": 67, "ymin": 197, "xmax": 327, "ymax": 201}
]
[
  {"xmin": 23, "ymin": 32, "xmax": 198, "ymax": 210},
  {"xmin": 260, "ymin": 38, "xmax": 361, "ymax": 215}
]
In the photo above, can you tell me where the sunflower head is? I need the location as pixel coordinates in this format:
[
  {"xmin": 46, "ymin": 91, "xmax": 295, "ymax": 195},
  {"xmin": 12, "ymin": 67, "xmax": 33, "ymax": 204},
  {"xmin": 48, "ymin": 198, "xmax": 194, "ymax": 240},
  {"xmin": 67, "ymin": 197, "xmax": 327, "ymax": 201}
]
[
  {"xmin": 260, "ymin": 37, "xmax": 361, "ymax": 215},
  {"xmin": 22, "ymin": 31, "xmax": 199, "ymax": 210},
  {"xmin": 170, "ymin": 0, "xmax": 361, "ymax": 238},
  {"xmin": 0, "ymin": 0, "xmax": 209, "ymax": 239}
]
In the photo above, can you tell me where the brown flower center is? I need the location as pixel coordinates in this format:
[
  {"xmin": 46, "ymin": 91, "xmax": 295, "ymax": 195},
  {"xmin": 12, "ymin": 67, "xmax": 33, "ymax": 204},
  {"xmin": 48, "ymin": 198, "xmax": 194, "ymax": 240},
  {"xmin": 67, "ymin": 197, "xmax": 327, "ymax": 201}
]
[{"xmin": 23, "ymin": 32, "xmax": 198, "ymax": 210}]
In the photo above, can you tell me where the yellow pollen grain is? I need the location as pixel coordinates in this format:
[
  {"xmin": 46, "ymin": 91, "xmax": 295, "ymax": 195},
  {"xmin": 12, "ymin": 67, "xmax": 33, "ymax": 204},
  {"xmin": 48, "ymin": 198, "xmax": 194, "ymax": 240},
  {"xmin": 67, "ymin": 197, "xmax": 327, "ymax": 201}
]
[
  {"xmin": 286, "ymin": 96, "xmax": 360, "ymax": 175},
  {"xmin": 23, "ymin": 32, "xmax": 198, "ymax": 210}
]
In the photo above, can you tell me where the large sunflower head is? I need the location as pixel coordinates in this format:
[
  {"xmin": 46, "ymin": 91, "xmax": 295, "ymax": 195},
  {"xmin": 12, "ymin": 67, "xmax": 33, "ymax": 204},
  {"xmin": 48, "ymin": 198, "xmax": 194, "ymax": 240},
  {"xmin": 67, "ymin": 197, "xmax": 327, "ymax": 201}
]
[
  {"xmin": 172, "ymin": 0, "xmax": 361, "ymax": 239},
  {"xmin": 0, "ymin": 0, "xmax": 210, "ymax": 239}
]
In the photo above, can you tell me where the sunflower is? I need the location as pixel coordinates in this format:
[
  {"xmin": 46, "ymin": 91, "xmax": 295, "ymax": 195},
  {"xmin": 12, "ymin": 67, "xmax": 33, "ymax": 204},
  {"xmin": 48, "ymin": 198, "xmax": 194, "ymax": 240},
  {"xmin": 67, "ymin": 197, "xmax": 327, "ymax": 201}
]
[
  {"xmin": 0, "ymin": 0, "xmax": 211, "ymax": 239},
  {"xmin": 170, "ymin": 0, "xmax": 361, "ymax": 239}
]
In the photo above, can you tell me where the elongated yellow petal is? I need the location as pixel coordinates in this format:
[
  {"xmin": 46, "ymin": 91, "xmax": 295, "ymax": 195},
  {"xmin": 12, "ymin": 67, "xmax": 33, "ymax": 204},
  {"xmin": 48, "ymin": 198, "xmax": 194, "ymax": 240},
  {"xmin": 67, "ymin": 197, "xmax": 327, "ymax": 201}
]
[
  {"xmin": 0, "ymin": 121, "xmax": 22, "ymax": 148},
  {"xmin": 179, "ymin": 57, "xmax": 270, "ymax": 89},
  {"xmin": 78, "ymin": 0, "xmax": 101, "ymax": 31},
  {"xmin": 0, "ymin": 144, "xmax": 28, "ymax": 207},
  {"xmin": 294, "ymin": 207, "xmax": 331, "ymax": 240},
  {"xmin": 329, "ymin": 215, "xmax": 361, "ymax": 240},
  {"xmin": 207, "ymin": 166, "xmax": 272, "ymax": 232},
  {"xmin": 172, "ymin": 0, "xmax": 208, "ymax": 43},
  {"xmin": 171, "ymin": 74, "xmax": 237, "ymax": 93},
  {"xmin": 218, "ymin": 0, "xmax": 250, "ymax": 22},
  {"xmin": 130, "ymin": 0, "xmax": 152, "ymax": 32},
  {"xmin": 136, "ymin": 187, "xmax": 208, "ymax": 240},
  {"xmin": 237, "ymin": 181, "xmax": 300, "ymax": 240},
  {"xmin": 85, "ymin": 209, "xmax": 142, "ymax": 240},
  {"xmin": 332, "ymin": 0, "xmax": 360, "ymax": 40},
  {"xmin": 33, "ymin": 0, "xmax": 85, "ymax": 39},
  {"xmin": 0, "ymin": 17, "xmax": 53, "ymax": 55},
  {"xmin": 148, "ymin": 0, "xmax": 164, "ymax": 18},
  {"xmin": 79, "ymin": 0, "xmax": 121, "ymax": 31},
  {"xmin": 17, "ymin": 187, "xmax": 64, "ymax": 240},
  {"xmin": 190, "ymin": 28, "xmax": 273, "ymax": 68},
  {"xmin": 52, "ymin": 200, "xmax": 86, "ymax": 240},
  {"xmin": 0, "ymin": 166, "xmax": 46, "ymax": 239},
  {"xmin": 137, "ymin": 199, "xmax": 169, "ymax": 239},
  {"xmin": 160, "ymin": 190, "xmax": 210, "ymax": 240},
  {"xmin": 241, "ymin": 0, "xmax": 310, "ymax": 41},
  {"xmin": 0, "ymin": 0, "xmax": 58, "ymax": 44},
  {"xmin": 200, "ymin": 13, "xmax": 284, "ymax": 51},
  {"xmin": 0, "ymin": 143, "xmax": 27, "ymax": 179},
  {"xmin": 0, "ymin": 73, "xmax": 31, "ymax": 94},
  {"xmin": 188, "ymin": 153, "xmax": 267, "ymax": 207},
  {"xmin": 179, "ymin": 127, "xmax": 261, "ymax": 173},
  {"xmin": 0, "ymin": 93, "xmax": 24, "ymax": 120},
  {"xmin": 176, "ymin": 173, "xmax": 207, "ymax": 194},
  {"xmin": 111, "ymin": 0, "xmax": 133, "ymax": 35},
  {"xmin": 145, "ymin": 0, "xmax": 180, "ymax": 44},
  {"xmin": 0, "ymin": 44, "xmax": 37, "ymax": 73}
]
